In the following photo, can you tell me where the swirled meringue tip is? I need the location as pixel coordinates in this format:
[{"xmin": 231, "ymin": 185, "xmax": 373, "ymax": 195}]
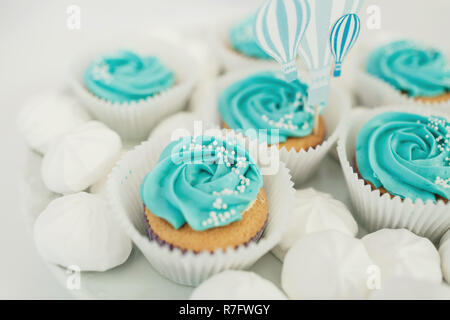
[
  {"xmin": 140, "ymin": 135, "xmax": 264, "ymax": 232},
  {"xmin": 83, "ymin": 50, "xmax": 174, "ymax": 103},
  {"xmin": 367, "ymin": 40, "xmax": 450, "ymax": 98},
  {"xmin": 356, "ymin": 111, "xmax": 450, "ymax": 203}
]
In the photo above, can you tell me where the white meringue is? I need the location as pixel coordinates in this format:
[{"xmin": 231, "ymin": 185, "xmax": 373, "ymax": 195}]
[
  {"xmin": 362, "ymin": 229, "xmax": 442, "ymax": 284},
  {"xmin": 148, "ymin": 111, "xmax": 220, "ymax": 141},
  {"xmin": 34, "ymin": 192, "xmax": 132, "ymax": 271},
  {"xmin": 439, "ymin": 229, "xmax": 450, "ymax": 284},
  {"xmin": 282, "ymin": 230, "xmax": 373, "ymax": 300},
  {"xmin": 273, "ymin": 188, "xmax": 358, "ymax": 261},
  {"xmin": 41, "ymin": 121, "xmax": 121, "ymax": 194},
  {"xmin": 190, "ymin": 270, "xmax": 287, "ymax": 300},
  {"xmin": 369, "ymin": 276, "xmax": 450, "ymax": 300},
  {"xmin": 18, "ymin": 91, "xmax": 90, "ymax": 154}
]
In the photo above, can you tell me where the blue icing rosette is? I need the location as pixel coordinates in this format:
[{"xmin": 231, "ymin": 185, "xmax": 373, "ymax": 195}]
[
  {"xmin": 367, "ymin": 40, "xmax": 450, "ymax": 98},
  {"xmin": 229, "ymin": 15, "xmax": 271, "ymax": 60},
  {"xmin": 84, "ymin": 50, "xmax": 174, "ymax": 103},
  {"xmin": 356, "ymin": 112, "xmax": 450, "ymax": 203},
  {"xmin": 218, "ymin": 71, "xmax": 315, "ymax": 144},
  {"xmin": 140, "ymin": 135, "xmax": 264, "ymax": 231}
]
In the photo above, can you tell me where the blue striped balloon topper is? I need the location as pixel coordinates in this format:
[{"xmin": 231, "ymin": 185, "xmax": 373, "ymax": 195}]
[
  {"xmin": 298, "ymin": 0, "xmax": 364, "ymax": 106},
  {"xmin": 254, "ymin": 0, "xmax": 311, "ymax": 82},
  {"xmin": 330, "ymin": 13, "xmax": 361, "ymax": 77}
]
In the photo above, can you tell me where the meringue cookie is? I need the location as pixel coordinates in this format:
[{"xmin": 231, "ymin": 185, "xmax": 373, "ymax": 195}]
[
  {"xmin": 41, "ymin": 121, "xmax": 121, "ymax": 194},
  {"xmin": 190, "ymin": 270, "xmax": 287, "ymax": 300},
  {"xmin": 17, "ymin": 91, "xmax": 90, "ymax": 154},
  {"xmin": 21, "ymin": 149, "xmax": 59, "ymax": 226},
  {"xmin": 273, "ymin": 188, "xmax": 358, "ymax": 260},
  {"xmin": 439, "ymin": 229, "xmax": 450, "ymax": 284},
  {"xmin": 148, "ymin": 112, "xmax": 220, "ymax": 142},
  {"xmin": 282, "ymin": 230, "xmax": 374, "ymax": 300},
  {"xmin": 362, "ymin": 229, "xmax": 442, "ymax": 284},
  {"xmin": 34, "ymin": 192, "xmax": 132, "ymax": 271},
  {"xmin": 369, "ymin": 276, "xmax": 450, "ymax": 300}
]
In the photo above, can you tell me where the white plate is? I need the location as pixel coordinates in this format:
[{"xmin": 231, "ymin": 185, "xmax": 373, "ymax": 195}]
[{"xmin": 22, "ymin": 147, "xmax": 366, "ymax": 299}]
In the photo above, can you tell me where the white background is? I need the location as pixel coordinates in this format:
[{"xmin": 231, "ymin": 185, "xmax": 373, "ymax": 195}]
[{"xmin": 0, "ymin": 0, "xmax": 448, "ymax": 299}]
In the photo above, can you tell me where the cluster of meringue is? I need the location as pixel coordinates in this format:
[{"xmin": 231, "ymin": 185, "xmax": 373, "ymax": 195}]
[
  {"xmin": 190, "ymin": 187, "xmax": 450, "ymax": 300},
  {"xmin": 18, "ymin": 91, "xmax": 132, "ymax": 271}
]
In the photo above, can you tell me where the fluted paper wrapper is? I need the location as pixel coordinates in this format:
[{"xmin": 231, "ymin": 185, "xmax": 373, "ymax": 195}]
[
  {"xmin": 107, "ymin": 135, "xmax": 294, "ymax": 286},
  {"xmin": 72, "ymin": 37, "xmax": 199, "ymax": 142},
  {"xmin": 337, "ymin": 105, "xmax": 450, "ymax": 244},
  {"xmin": 194, "ymin": 66, "xmax": 351, "ymax": 186},
  {"xmin": 354, "ymin": 69, "xmax": 450, "ymax": 115}
]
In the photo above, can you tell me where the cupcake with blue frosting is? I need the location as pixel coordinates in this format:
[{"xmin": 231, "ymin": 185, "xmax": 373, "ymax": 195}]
[
  {"xmin": 218, "ymin": 71, "xmax": 325, "ymax": 152},
  {"xmin": 140, "ymin": 135, "xmax": 268, "ymax": 253},
  {"xmin": 194, "ymin": 66, "xmax": 351, "ymax": 186},
  {"xmin": 213, "ymin": 15, "xmax": 280, "ymax": 71},
  {"xmin": 337, "ymin": 106, "xmax": 450, "ymax": 243},
  {"xmin": 356, "ymin": 112, "xmax": 449, "ymax": 204},
  {"xmin": 72, "ymin": 39, "xmax": 199, "ymax": 140},
  {"xmin": 228, "ymin": 15, "xmax": 271, "ymax": 60},
  {"xmin": 367, "ymin": 40, "xmax": 450, "ymax": 104},
  {"xmin": 83, "ymin": 50, "xmax": 174, "ymax": 103},
  {"xmin": 107, "ymin": 128, "xmax": 293, "ymax": 285}
]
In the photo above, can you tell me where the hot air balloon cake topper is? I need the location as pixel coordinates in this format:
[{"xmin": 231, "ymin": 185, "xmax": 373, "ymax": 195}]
[
  {"xmin": 330, "ymin": 13, "xmax": 361, "ymax": 77},
  {"xmin": 254, "ymin": 0, "xmax": 363, "ymax": 134},
  {"xmin": 298, "ymin": 0, "xmax": 364, "ymax": 133},
  {"xmin": 254, "ymin": 0, "xmax": 310, "ymax": 82}
]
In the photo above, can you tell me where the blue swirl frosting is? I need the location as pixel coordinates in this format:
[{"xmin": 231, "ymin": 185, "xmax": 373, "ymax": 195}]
[
  {"xmin": 229, "ymin": 15, "xmax": 271, "ymax": 59},
  {"xmin": 218, "ymin": 71, "xmax": 314, "ymax": 144},
  {"xmin": 367, "ymin": 40, "xmax": 450, "ymax": 97},
  {"xmin": 84, "ymin": 50, "xmax": 174, "ymax": 103},
  {"xmin": 356, "ymin": 112, "xmax": 450, "ymax": 203},
  {"xmin": 140, "ymin": 136, "xmax": 264, "ymax": 231}
]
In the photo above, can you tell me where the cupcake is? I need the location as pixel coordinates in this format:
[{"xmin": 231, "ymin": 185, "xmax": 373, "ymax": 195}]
[
  {"xmin": 367, "ymin": 40, "xmax": 450, "ymax": 103},
  {"xmin": 356, "ymin": 112, "xmax": 449, "ymax": 204},
  {"xmin": 140, "ymin": 135, "xmax": 268, "ymax": 253},
  {"xmin": 354, "ymin": 40, "xmax": 450, "ymax": 114},
  {"xmin": 212, "ymin": 14, "xmax": 280, "ymax": 72},
  {"xmin": 200, "ymin": 67, "xmax": 350, "ymax": 185},
  {"xmin": 338, "ymin": 106, "xmax": 450, "ymax": 243},
  {"xmin": 218, "ymin": 71, "xmax": 325, "ymax": 152},
  {"xmin": 83, "ymin": 50, "xmax": 174, "ymax": 103},
  {"xmin": 72, "ymin": 38, "xmax": 198, "ymax": 141},
  {"xmin": 107, "ymin": 131, "xmax": 293, "ymax": 285},
  {"xmin": 228, "ymin": 15, "xmax": 271, "ymax": 60}
]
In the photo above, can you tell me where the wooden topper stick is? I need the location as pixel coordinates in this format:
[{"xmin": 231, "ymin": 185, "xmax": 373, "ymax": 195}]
[{"xmin": 313, "ymin": 105, "xmax": 319, "ymax": 135}]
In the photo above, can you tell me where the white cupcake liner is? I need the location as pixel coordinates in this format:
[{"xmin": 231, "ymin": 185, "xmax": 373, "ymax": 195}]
[
  {"xmin": 354, "ymin": 69, "xmax": 450, "ymax": 115},
  {"xmin": 337, "ymin": 105, "xmax": 450, "ymax": 244},
  {"xmin": 194, "ymin": 66, "xmax": 351, "ymax": 186},
  {"xmin": 106, "ymin": 134, "xmax": 294, "ymax": 286},
  {"xmin": 71, "ymin": 37, "xmax": 200, "ymax": 142}
]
